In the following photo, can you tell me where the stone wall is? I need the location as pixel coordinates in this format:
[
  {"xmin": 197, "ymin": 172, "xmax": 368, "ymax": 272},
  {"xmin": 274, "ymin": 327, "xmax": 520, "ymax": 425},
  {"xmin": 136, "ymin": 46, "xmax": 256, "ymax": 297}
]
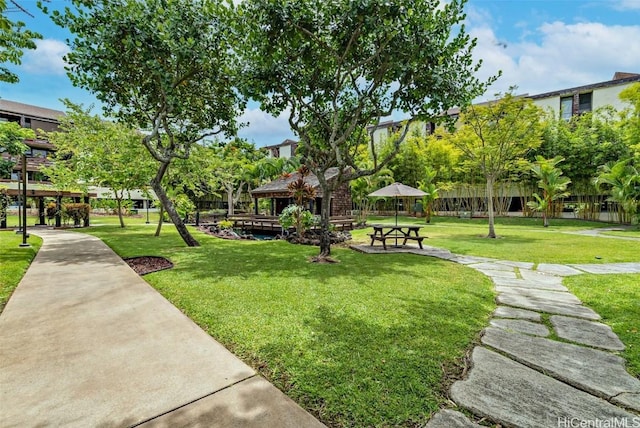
[{"xmin": 332, "ymin": 183, "xmax": 352, "ymax": 216}]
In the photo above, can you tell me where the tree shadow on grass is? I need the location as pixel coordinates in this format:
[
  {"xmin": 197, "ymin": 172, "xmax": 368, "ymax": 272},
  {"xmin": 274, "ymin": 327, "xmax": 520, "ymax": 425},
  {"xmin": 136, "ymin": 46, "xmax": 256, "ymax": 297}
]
[
  {"xmin": 165, "ymin": 239, "xmax": 449, "ymax": 284},
  {"xmin": 255, "ymin": 290, "xmax": 495, "ymax": 427}
]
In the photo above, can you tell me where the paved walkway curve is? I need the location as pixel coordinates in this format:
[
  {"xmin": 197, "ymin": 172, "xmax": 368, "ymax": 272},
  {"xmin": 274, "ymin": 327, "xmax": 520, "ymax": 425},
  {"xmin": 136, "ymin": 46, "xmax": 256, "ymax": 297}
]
[
  {"xmin": 352, "ymin": 244, "xmax": 640, "ymax": 427},
  {"xmin": 0, "ymin": 229, "xmax": 325, "ymax": 428},
  {"xmin": 566, "ymin": 226, "xmax": 640, "ymax": 241}
]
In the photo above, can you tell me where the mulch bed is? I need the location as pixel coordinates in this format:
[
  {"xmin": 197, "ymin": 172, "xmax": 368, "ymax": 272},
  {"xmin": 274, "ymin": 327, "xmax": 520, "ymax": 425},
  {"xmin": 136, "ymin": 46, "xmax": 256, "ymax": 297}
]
[{"xmin": 124, "ymin": 256, "xmax": 173, "ymax": 276}]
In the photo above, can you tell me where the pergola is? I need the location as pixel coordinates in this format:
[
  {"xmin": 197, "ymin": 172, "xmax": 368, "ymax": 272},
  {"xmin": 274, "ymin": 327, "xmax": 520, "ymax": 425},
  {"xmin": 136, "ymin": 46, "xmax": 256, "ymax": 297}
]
[{"xmin": 2, "ymin": 187, "xmax": 95, "ymax": 228}]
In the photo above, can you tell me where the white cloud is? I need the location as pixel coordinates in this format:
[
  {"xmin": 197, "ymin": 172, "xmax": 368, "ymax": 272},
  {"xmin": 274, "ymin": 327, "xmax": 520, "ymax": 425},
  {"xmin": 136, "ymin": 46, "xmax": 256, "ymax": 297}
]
[
  {"xmin": 22, "ymin": 39, "xmax": 69, "ymax": 75},
  {"xmin": 469, "ymin": 20, "xmax": 640, "ymax": 100},
  {"xmin": 237, "ymin": 107, "xmax": 296, "ymax": 147},
  {"xmin": 614, "ymin": 0, "xmax": 640, "ymax": 10}
]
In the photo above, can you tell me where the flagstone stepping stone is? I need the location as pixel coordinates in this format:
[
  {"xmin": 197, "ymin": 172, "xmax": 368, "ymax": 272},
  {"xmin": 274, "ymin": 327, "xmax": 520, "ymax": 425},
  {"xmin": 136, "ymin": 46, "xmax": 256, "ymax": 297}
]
[
  {"xmin": 613, "ymin": 393, "xmax": 640, "ymax": 412},
  {"xmin": 451, "ymin": 347, "xmax": 637, "ymax": 428},
  {"xmin": 489, "ymin": 319, "xmax": 549, "ymax": 336},
  {"xmin": 475, "ymin": 269, "xmax": 518, "ymax": 279},
  {"xmin": 494, "ymin": 260, "xmax": 535, "ymax": 269},
  {"xmin": 569, "ymin": 262, "xmax": 640, "ymax": 274},
  {"xmin": 519, "ymin": 269, "xmax": 566, "ymax": 285},
  {"xmin": 451, "ymin": 256, "xmax": 496, "ymax": 265},
  {"xmin": 536, "ymin": 263, "xmax": 584, "ymax": 276},
  {"xmin": 481, "ymin": 327, "xmax": 640, "ymax": 402},
  {"xmin": 470, "ymin": 262, "xmax": 515, "ymax": 272},
  {"xmin": 425, "ymin": 409, "xmax": 483, "ymax": 427},
  {"xmin": 493, "ymin": 306, "xmax": 541, "ymax": 321},
  {"xmin": 415, "ymin": 248, "xmax": 456, "ymax": 260},
  {"xmin": 491, "ymin": 277, "xmax": 568, "ymax": 291},
  {"xmin": 496, "ymin": 292, "xmax": 600, "ymax": 320},
  {"xmin": 550, "ymin": 315, "xmax": 625, "ymax": 351},
  {"xmin": 496, "ymin": 287, "xmax": 582, "ymax": 305}
]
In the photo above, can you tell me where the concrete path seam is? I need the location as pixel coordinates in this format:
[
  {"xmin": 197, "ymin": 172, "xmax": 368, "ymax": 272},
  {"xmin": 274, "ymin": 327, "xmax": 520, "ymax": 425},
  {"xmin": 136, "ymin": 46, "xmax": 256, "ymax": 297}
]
[{"xmin": 130, "ymin": 373, "xmax": 260, "ymax": 427}]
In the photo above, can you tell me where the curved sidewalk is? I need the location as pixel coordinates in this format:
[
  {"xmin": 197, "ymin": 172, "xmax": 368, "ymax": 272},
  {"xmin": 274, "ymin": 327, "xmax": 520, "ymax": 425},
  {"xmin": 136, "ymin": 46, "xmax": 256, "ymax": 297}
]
[{"xmin": 0, "ymin": 229, "xmax": 324, "ymax": 428}]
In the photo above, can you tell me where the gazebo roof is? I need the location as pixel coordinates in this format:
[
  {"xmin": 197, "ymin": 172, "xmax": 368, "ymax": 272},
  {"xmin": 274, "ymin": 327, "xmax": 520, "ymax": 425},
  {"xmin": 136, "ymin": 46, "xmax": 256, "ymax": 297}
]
[{"xmin": 251, "ymin": 167, "xmax": 341, "ymax": 197}]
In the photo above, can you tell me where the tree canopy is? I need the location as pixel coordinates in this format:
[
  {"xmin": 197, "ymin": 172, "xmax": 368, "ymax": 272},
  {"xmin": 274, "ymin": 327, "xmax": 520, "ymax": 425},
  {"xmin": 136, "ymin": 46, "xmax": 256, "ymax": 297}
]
[
  {"xmin": 43, "ymin": 0, "xmax": 244, "ymax": 246},
  {"xmin": 446, "ymin": 92, "xmax": 544, "ymax": 237},
  {"xmin": 0, "ymin": 0, "xmax": 41, "ymax": 83},
  {"xmin": 43, "ymin": 102, "xmax": 156, "ymax": 228},
  {"xmin": 0, "ymin": 120, "xmax": 34, "ymax": 179},
  {"xmin": 238, "ymin": 0, "xmax": 493, "ymax": 258}
]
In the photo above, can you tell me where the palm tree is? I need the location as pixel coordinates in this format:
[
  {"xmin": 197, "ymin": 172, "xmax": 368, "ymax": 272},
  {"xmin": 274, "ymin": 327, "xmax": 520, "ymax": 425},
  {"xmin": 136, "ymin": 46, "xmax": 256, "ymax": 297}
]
[
  {"xmin": 418, "ymin": 167, "xmax": 439, "ymax": 224},
  {"xmin": 594, "ymin": 160, "xmax": 640, "ymax": 224},
  {"xmin": 527, "ymin": 156, "xmax": 571, "ymax": 227},
  {"xmin": 350, "ymin": 167, "xmax": 394, "ymax": 225}
]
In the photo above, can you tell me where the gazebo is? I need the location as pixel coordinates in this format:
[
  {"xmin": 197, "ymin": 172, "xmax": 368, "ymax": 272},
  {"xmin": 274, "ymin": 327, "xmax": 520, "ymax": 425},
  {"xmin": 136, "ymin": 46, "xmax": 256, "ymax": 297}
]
[{"xmin": 250, "ymin": 167, "xmax": 352, "ymax": 216}]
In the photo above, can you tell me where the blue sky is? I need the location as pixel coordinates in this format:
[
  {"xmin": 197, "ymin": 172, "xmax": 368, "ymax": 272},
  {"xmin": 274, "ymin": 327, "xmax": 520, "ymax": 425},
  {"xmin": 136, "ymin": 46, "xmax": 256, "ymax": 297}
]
[{"xmin": 1, "ymin": 0, "xmax": 639, "ymax": 147}]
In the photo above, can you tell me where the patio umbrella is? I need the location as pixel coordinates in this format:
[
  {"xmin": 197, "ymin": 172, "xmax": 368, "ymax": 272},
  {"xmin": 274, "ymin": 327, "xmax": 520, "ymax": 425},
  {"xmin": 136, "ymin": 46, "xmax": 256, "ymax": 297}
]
[{"xmin": 368, "ymin": 182, "xmax": 426, "ymax": 226}]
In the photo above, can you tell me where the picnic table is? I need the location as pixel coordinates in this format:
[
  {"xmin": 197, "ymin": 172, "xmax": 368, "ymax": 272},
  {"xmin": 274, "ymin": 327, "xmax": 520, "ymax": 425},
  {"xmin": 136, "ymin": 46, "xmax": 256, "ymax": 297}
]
[{"xmin": 368, "ymin": 224, "xmax": 425, "ymax": 250}]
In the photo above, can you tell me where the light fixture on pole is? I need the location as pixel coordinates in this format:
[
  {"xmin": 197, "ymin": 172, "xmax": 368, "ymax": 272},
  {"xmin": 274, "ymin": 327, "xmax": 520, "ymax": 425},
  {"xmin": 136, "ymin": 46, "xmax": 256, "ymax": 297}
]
[{"xmin": 19, "ymin": 154, "xmax": 30, "ymax": 247}]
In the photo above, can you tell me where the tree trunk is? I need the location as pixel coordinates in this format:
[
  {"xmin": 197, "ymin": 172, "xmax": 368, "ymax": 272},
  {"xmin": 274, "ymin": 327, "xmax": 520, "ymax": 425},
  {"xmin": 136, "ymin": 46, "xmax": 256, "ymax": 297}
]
[
  {"xmin": 486, "ymin": 176, "xmax": 497, "ymax": 238},
  {"xmin": 116, "ymin": 193, "xmax": 125, "ymax": 228},
  {"xmin": 544, "ymin": 192, "xmax": 550, "ymax": 227},
  {"xmin": 155, "ymin": 205, "xmax": 164, "ymax": 237},
  {"xmin": 226, "ymin": 186, "xmax": 235, "ymax": 216},
  {"xmin": 318, "ymin": 186, "xmax": 333, "ymax": 258},
  {"xmin": 151, "ymin": 162, "xmax": 200, "ymax": 247}
]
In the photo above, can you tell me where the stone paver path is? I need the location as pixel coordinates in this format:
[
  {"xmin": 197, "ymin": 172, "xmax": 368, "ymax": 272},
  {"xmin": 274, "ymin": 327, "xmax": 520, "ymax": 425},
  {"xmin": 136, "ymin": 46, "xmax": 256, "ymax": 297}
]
[{"xmin": 351, "ymin": 244, "xmax": 640, "ymax": 427}]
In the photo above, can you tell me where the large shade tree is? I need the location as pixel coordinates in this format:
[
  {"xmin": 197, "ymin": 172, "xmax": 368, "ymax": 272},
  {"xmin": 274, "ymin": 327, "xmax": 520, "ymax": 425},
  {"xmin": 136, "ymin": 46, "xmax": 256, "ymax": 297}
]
[
  {"xmin": 239, "ymin": 0, "xmax": 493, "ymax": 259},
  {"xmin": 43, "ymin": 0, "xmax": 243, "ymax": 246},
  {"xmin": 43, "ymin": 102, "xmax": 156, "ymax": 228}
]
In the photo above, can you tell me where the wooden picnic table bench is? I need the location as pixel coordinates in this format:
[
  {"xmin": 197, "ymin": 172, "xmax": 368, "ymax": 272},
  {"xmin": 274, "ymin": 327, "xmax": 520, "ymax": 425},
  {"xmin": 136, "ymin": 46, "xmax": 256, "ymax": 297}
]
[{"xmin": 368, "ymin": 224, "xmax": 425, "ymax": 250}]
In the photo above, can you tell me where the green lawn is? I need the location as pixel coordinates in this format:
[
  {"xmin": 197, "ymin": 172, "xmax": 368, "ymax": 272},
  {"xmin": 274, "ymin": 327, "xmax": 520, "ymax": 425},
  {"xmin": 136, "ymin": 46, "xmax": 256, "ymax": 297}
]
[
  {"xmin": 564, "ymin": 273, "xmax": 640, "ymax": 378},
  {"xmin": 353, "ymin": 216, "xmax": 640, "ymax": 264},
  {"xmin": 0, "ymin": 231, "xmax": 42, "ymax": 313},
  {"xmin": 600, "ymin": 229, "xmax": 640, "ymax": 239},
  {"xmin": 84, "ymin": 224, "xmax": 495, "ymax": 427},
  {"xmin": 4, "ymin": 214, "xmax": 638, "ymax": 426}
]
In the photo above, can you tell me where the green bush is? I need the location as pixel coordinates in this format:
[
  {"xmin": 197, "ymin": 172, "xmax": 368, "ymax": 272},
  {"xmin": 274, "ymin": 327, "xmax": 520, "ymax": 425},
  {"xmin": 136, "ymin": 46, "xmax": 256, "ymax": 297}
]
[
  {"xmin": 279, "ymin": 204, "xmax": 315, "ymax": 234},
  {"xmin": 218, "ymin": 219, "xmax": 233, "ymax": 230},
  {"xmin": 62, "ymin": 203, "xmax": 90, "ymax": 226}
]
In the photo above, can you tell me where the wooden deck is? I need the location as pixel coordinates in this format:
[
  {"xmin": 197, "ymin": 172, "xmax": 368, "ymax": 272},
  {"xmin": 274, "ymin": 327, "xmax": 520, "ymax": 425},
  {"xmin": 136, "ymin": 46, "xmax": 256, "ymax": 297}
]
[{"xmin": 228, "ymin": 215, "xmax": 357, "ymax": 233}]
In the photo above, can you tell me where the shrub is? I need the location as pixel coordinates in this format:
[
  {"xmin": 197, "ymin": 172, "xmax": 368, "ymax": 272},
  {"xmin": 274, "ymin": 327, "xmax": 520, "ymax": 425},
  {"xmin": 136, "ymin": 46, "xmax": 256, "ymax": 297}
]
[
  {"xmin": 218, "ymin": 219, "xmax": 234, "ymax": 230},
  {"xmin": 45, "ymin": 201, "xmax": 57, "ymax": 219},
  {"xmin": 279, "ymin": 204, "xmax": 315, "ymax": 236},
  {"xmin": 62, "ymin": 203, "xmax": 90, "ymax": 226}
]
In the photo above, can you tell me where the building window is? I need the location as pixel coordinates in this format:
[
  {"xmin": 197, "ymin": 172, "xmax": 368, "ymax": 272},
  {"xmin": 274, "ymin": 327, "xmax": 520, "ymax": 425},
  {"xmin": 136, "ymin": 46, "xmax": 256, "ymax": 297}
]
[
  {"xmin": 578, "ymin": 92, "xmax": 592, "ymax": 114},
  {"xmin": 560, "ymin": 96, "xmax": 573, "ymax": 121}
]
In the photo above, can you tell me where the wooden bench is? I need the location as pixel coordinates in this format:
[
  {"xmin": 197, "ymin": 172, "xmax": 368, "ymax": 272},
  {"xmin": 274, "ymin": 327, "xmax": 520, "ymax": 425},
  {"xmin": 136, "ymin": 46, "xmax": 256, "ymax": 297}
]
[
  {"xmin": 368, "ymin": 233, "xmax": 425, "ymax": 250},
  {"xmin": 328, "ymin": 216, "xmax": 357, "ymax": 231},
  {"xmin": 402, "ymin": 235, "xmax": 425, "ymax": 249}
]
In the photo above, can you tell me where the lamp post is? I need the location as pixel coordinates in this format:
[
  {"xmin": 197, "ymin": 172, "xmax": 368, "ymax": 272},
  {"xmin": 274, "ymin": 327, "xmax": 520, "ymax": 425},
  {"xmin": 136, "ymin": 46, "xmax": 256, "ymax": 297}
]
[
  {"xmin": 16, "ymin": 172, "xmax": 22, "ymax": 234},
  {"xmin": 145, "ymin": 199, "xmax": 150, "ymax": 224},
  {"xmin": 19, "ymin": 154, "xmax": 30, "ymax": 247}
]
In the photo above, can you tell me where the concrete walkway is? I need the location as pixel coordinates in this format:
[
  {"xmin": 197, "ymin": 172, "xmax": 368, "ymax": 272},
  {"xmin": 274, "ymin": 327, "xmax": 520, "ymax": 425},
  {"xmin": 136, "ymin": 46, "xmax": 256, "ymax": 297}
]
[
  {"xmin": 0, "ymin": 229, "xmax": 324, "ymax": 428},
  {"xmin": 352, "ymin": 244, "xmax": 640, "ymax": 427}
]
